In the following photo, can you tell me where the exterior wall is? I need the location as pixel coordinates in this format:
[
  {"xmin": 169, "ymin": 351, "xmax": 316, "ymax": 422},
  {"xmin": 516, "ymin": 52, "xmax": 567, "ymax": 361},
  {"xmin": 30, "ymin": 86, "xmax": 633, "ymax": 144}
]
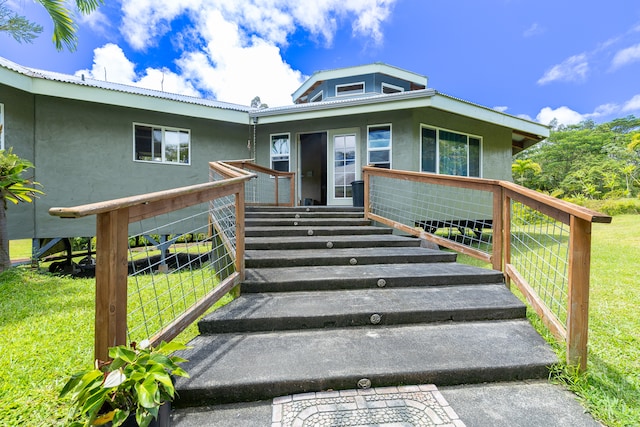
[
  {"xmin": 254, "ymin": 107, "xmax": 514, "ymax": 205},
  {"xmin": 11, "ymin": 94, "xmax": 249, "ymax": 239},
  {"xmin": 306, "ymin": 73, "xmax": 414, "ymax": 102},
  {"xmin": 0, "ymin": 83, "xmax": 37, "ymax": 239}
]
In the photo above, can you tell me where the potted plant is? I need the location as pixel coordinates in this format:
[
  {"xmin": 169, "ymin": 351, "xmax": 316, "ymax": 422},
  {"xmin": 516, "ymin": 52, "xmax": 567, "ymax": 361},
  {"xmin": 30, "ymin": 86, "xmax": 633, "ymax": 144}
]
[{"xmin": 60, "ymin": 340, "xmax": 190, "ymax": 427}]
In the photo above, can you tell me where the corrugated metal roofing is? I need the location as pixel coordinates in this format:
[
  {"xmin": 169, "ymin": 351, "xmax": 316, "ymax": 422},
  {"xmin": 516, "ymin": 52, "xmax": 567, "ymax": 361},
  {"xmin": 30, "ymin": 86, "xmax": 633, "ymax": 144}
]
[{"xmin": 0, "ymin": 56, "xmax": 251, "ymax": 113}]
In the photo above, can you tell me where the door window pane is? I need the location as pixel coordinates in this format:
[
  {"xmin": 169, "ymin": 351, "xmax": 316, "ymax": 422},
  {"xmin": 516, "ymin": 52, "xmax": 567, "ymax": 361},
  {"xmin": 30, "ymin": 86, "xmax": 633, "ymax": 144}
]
[{"xmin": 334, "ymin": 134, "xmax": 356, "ymax": 198}]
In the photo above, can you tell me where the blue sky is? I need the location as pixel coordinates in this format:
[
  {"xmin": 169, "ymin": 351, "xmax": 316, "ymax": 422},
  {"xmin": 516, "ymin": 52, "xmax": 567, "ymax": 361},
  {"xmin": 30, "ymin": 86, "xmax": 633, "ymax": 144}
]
[{"xmin": 2, "ymin": 0, "xmax": 640, "ymax": 126}]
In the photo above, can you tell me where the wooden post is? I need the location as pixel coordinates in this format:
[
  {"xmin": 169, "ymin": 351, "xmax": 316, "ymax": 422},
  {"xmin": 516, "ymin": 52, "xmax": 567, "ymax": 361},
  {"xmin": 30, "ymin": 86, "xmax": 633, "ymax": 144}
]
[
  {"xmin": 567, "ymin": 215, "xmax": 592, "ymax": 371},
  {"xmin": 502, "ymin": 195, "xmax": 512, "ymax": 289},
  {"xmin": 275, "ymin": 174, "xmax": 280, "ymax": 206},
  {"xmin": 492, "ymin": 186, "xmax": 503, "ymax": 273},
  {"xmin": 235, "ymin": 186, "xmax": 245, "ymax": 286},
  {"xmin": 289, "ymin": 175, "xmax": 295, "ymax": 207},
  {"xmin": 363, "ymin": 170, "xmax": 370, "ymax": 218},
  {"xmin": 95, "ymin": 208, "xmax": 129, "ymax": 361}
]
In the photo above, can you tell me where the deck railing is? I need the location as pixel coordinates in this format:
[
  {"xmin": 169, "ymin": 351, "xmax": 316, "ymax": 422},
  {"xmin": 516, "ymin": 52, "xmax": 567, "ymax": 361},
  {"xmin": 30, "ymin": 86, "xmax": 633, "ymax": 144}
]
[
  {"xmin": 226, "ymin": 160, "xmax": 295, "ymax": 206},
  {"xmin": 49, "ymin": 161, "xmax": 254, "ymax": 361},
  {"xmin": 363, "ymin": 166, "xmax": 611, "ymax": 370}
]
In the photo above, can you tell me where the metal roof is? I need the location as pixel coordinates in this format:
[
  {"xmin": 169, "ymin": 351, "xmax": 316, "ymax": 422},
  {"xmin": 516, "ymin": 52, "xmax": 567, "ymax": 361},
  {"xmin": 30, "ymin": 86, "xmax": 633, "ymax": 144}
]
[{"xmin": 0, "ymin": 56, "xmax": 251, "ymax": 114}]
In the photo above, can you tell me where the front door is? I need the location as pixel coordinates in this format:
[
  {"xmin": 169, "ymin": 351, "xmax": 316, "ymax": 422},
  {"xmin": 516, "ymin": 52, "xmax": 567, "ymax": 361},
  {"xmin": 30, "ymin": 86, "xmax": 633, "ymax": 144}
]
[{"xmin": 299, "ymin": 132, "xmax": 327, "ymax": 205}]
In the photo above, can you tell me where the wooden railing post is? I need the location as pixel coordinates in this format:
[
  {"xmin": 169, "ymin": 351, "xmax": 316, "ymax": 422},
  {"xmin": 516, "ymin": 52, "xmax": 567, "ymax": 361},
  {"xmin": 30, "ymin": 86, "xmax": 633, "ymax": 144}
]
[
  {"xmin": 235, "ymin": 186, "xmax": 245, "ymax": 286},
  {"xmin": 275, "ymin": 175, "xmax": 280, "ymax": 206},
  {"xmin": 502, "ymin": 194, "xmax": 512, "ymax": 289},
  {"xmin": 289, "ymin": 175, "xmax": 295, "ymax": 207},
  {"xmin": 567, "ymin": 215, "xmax": 592, "ymax": 371},
  {"xmin": 95, "ymin": 208, "xmax": 129, "ymax": 361},
  {"xmin": 363, "ymin": 170, "xmax": 370, "ymax": 218},
  {"xmin": 491, "ymin": 186, "xmax": 504, "ymax": 273}
]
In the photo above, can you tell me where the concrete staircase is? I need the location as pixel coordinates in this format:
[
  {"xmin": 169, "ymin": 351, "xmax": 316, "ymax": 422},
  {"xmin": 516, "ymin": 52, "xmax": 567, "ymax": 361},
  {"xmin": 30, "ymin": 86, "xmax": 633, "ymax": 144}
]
[{"xmin": 175, "ymin": 206, "xmax": 556, "ymax": 408}]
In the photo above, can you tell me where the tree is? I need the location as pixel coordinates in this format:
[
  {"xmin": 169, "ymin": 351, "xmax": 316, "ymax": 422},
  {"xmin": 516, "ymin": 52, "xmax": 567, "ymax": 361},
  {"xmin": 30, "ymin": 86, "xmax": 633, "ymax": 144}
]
[
  {"xmin": 250, "ymin": 96, "xmax": 268, "ymax": 109},
  {"xmin": 0, "ymin": 148, "xmax": 44, "ymax": 272},
  {"xmin": 0, "ymin": 0, "xmax": 103, "ymax": 51},
  {"xmin": 0, "ymin": 0, "xmax": 43, "ymax": 43},
  {"xmin": 511, "ymin": 159, "xmax": 541, "ymax": 187}
]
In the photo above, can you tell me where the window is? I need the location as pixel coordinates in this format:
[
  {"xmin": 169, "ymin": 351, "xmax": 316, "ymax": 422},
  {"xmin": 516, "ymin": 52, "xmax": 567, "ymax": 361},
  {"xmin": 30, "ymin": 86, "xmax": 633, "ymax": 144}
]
[
  {"xmin": 310, "ymin": 91, "xmax": 323, "ymax": 102},
  {"xmin": 0, "ymin": 104, "xmax": 4, "ymax": 150},
  {"xmin": 367, "ymin": 124, "xmax": 392, "ymax": 169},
  {"xmin": 270, "ymin": 133, "xmax": 290, "ymax": 172},
  {"xmin": 382, "ymin": 83, "xmax": 404, "ymax": 94},
  {"xmin": 134, "ymin": 123, "xmax": 190, "ymax": 164},
  {"xmin": 336, "ymin": 82, "xmax": 365, "ymax": 97},
  {"xmin": 421, "ymin": 126, "xmax": 482, "ymax": 177}
]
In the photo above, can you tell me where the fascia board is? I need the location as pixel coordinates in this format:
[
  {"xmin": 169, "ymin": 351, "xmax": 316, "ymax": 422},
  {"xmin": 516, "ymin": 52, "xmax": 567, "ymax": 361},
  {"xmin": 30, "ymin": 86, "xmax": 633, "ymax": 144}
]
[
  {"xmin": 256, "ymin": 92, "xmax": 436, "ymax": 124},
  {"xmin": 430, "ymin": 94, "xmax": 550, "ymax": 138},
  {"xmin": 0, "ymin": 65, "xmax": 33, "ymax": 92},
  {"xmin": 27, "ymin": 77, "xmax": 249, "ymax": 124}
]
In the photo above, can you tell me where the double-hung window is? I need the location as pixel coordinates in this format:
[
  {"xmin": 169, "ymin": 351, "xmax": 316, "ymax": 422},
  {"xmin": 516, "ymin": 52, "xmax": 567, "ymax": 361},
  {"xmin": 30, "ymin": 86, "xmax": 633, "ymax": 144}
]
[
  {"xmin": 270, "ymin": 133, "xmax": 290, "ymax": 172},
  {"xmin": 367, "ymin": 124, "xmax": 392, "ymax": 169},
  {"xmin": 134, "ymin": 123, "xmax": 190, "ymax": 165},
  {"xmin": 421, "ymin": 126, "xmax": 481, "ymax": 177}
]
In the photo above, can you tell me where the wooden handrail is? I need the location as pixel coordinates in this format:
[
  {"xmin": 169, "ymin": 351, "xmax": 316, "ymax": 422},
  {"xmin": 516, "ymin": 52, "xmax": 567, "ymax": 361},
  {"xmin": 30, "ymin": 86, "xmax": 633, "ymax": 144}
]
[
  {"xmin": 363, "ymin": 166, "xmax": 611, "ymax": 371},
  {"xmin": 49, "ymin": 163, "xmax": 254, "ymax": 361}
]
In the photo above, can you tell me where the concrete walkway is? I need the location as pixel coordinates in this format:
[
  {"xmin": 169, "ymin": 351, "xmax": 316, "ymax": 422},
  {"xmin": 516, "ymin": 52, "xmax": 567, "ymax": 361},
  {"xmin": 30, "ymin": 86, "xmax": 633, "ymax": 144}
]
[{"xmin": 172, "ymin": 381, "xmax": 602, "ymax": 426}]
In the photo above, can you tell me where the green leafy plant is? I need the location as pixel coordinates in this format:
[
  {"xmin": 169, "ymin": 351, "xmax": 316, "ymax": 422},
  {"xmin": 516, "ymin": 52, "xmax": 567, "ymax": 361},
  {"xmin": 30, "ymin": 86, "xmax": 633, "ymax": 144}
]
[{"xmin": 59, "ymin": 340, "xmax": 190, "ymax": 427}]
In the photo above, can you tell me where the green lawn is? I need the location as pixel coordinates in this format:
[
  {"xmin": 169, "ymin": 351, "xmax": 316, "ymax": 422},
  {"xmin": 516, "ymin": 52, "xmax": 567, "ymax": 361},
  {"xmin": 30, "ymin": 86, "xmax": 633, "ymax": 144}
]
[{"xmin": 1, "ymin": 216, "xmax": 638, "ymax": 426}]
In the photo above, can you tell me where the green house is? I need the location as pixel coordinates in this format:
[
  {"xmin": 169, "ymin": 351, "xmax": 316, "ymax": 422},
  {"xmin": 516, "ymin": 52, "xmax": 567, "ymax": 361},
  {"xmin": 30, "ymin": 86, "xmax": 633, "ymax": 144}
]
[{"xmin": 0, "ymin": 59, "xmax": 548, "ymax": 243}]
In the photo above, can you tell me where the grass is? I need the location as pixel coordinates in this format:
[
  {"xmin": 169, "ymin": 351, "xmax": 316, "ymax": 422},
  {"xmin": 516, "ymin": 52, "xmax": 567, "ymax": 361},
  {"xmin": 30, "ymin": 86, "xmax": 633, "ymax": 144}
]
[
  {"xmin": 9, "ymin": 239, "xmax": 32, "ymax": 261},
  {"xmin": 456, "ymin": 214, "xmax": 640, "ymax": 427},
  {"xmin": 2, "ymin": 216, "xmax": 638, "ymax": 426},
  {"xmin": 0, "ymin": 266, "xmax": 231, "ymax": 427}
]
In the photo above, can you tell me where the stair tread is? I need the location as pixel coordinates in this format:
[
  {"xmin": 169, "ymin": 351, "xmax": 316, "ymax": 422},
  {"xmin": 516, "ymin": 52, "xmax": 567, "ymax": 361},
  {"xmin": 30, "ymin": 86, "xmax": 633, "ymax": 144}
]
[
  {"xmin": 245, "ymin": 234, "xmax": 421, "ymax": 249},
  {"xmin": 176, "ymin": 319, "xmax": 557, "ymax": 405},
  {"xmin": 243, "ymin": 262, "xmax": 503, "ymax": 291},
  {"xmin": 245, "ymin": 246, "xmax": 456, "ymax": 266},
  {"xmin": 199, "ymin": 284, "xmax": 525, "ymax": 333}
]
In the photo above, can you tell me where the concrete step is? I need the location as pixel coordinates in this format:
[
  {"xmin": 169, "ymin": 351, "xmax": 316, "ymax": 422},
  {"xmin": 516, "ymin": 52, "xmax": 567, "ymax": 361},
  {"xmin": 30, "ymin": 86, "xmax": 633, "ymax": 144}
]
[
  {"xmin": 245, "ymin": 217, "xmax": 371, "ymax": 227},
  {"xmin": 245, "ymin": 246, "xmax": 456, "ymax": 268},
  {"xmin": 244, "ymin": 225, "xmax": 392, "ymax": 237},
  {"xmin": 198, "ymin": 284, "xmax": 525, "ymax": 333},
  {"xmin": 245, "ymin": 234, "xmax": 422, "ymax": 250},
  {"xmin": 175, "ymin": 319, "xmax": 557, "ymax": 406},
  {"xmin": 245, "ymin": 211, "xmax": 365, "ymax": 219},
  {"xmin": 246, "ymin": 206, "xmax": 364, "ymax": 213},
  {"xmin": 243, "ymin": 262, "xmax": 504, "ymax": 292}
]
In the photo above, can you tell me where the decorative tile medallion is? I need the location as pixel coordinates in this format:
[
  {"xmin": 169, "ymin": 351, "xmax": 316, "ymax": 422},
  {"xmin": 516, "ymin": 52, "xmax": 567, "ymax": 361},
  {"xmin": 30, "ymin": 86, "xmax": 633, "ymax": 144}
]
[{"xmin": 271, "ymin": 384, "xmax": 465, "ymax": 427}]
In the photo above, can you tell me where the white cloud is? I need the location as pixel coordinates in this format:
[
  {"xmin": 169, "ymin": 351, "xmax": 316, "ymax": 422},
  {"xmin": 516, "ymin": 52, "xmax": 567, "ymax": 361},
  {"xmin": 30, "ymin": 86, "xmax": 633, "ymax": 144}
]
[
  {"xmin": 611, "ymin": 43, "xmax": 640, "ymax": 70},
  {"xmin": 523, "ymin": 22, "xmax": 544, "ymax": 38},
  {"xmin": 537, "ymin": 54, "xmax": 589, "ymax": 85},
  {"xmin": 536, "ymin": 106, "xmax": 585, "ymax": 126},
  {"xmin": 75, "ymin": 43, "xmax": 200, "ymax": 97},
  {"xmin": 493, "ymin": 106, "xmax": 508, "ymax": 113},
  {"xmin": 113, "ymin": 0, "xmax": 396, "ymax": 105},
  {"xmin": 622, "ymin": 94, "xmax": 640, "ymax": 112},
  {"xmin": 535, "ymin": 93, "xmax": 640, "ymax": 126}
]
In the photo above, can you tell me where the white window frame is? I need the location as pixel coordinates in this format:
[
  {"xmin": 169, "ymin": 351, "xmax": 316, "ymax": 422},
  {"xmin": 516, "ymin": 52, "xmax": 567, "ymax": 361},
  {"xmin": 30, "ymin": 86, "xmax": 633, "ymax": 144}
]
[
  {"xmin": 270, "ymin": 133, "xmax": 291, "ymax": 172},
  {"xmin": 133, "ymin": 123, "xmax": 191, "ymax": 165},
  {"xmin": 382, "ymin": 82, "xmax": 404, "ymax": 94},
  {"xmin": 335, "ymin": 82, "xmax": 365, "ymax": 97},
  {"xmin": 420, "ymin": 124, "xmax": 483, "ymax": 177},
  {"xmin": 367, "ymin": 124, "xmax": 392, "ymax": 169},
  {"xmin": 0, "ymin": 104, "xmax": 4, "ymax": 150},
  {"xmin": 310, "ymin": 91, "xmax": 324, "ymax": 102}
]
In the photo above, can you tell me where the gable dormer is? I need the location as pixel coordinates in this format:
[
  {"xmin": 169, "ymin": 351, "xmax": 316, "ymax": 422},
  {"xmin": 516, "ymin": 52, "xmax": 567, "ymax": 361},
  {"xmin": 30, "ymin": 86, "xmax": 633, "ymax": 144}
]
[{"xmin": 292, "ymin": 63, "xmax": 428, "ymax": 104}]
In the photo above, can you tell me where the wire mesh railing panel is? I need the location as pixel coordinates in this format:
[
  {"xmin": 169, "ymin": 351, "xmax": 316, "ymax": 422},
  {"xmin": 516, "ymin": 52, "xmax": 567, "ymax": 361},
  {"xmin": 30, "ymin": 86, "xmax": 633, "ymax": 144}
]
[
  {"xmin": 277, "ymin": 177, "xmax": 292, "ymax": 205},
  {"xmin": 126, "ymin": 200, "xmax": 235, "ymax": 344},
  {"xmin": 510, "ymin": 201, "xmax": 570, "ymax": 325},
  {"xmin": 369, "ymin": 174, "xmax": 494, "ymax": 254}
]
